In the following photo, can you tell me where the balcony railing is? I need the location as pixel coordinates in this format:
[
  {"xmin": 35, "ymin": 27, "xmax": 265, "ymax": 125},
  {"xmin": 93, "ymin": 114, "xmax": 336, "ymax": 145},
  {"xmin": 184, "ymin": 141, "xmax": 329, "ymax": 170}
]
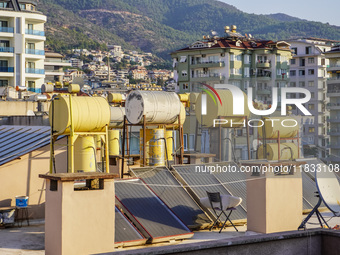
[
  {"xmin": 0, "ymin": 47, "xmax": 14, "ymax": 53},
  {"xmin": 0, "ymin": 27, "xmax": 14, "ymax": 33},
  {"xmin": 25, "ymin": 29, "xmax": 45, "ymax": 36},
  {"xmin": 0, "ymin": 67, "xmax": 14, "ymax": 72},
  {"xmin": 192, "ymin": 73, "xmax": 224, "ymax": 78},
  {"xmin": 25, "ymin": 68, "xmax": 45, "ymax": 74},
  {"xmin": 45, "ymin": 59, "xmax": 70, "ymax": 63},
  {"xmin": 25, "ymin": 48, "xmax": 45, "ymax": 55}
]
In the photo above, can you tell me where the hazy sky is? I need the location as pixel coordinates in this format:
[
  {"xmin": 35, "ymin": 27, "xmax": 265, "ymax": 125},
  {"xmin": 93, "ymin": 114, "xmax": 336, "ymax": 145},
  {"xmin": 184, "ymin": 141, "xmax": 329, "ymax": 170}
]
[{"xmin": 219, "ymin": 0, "xmax": 340, "ymax": 26}]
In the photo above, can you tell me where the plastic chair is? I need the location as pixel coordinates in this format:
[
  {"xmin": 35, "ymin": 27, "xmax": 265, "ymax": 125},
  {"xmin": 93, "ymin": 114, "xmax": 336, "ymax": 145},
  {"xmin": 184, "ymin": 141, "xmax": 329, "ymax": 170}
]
[{"xmin": 206, "ymin": 191, "xmax": 238, "ymax": 233}]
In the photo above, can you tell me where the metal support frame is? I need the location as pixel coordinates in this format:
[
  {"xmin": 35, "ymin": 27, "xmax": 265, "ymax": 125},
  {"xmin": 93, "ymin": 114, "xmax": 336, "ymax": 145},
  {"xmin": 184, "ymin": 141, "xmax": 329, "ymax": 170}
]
[
  {"xmin": 298, "ymin": 193, "xmax": 330, "ymax": 230},
  {"xmin": 215, "ymin": 116, "xmax": 251, "ymax": 162},
  {"xmin": 121, "ymin": 114, "xmax": 183, "ymax": 177},
  {"xmin": 259, "ymin": 117, "xmax": 300, "ymax": 161},
  {"xmin": 50, "ymin": 94, "xmax": 110, "ymax": 174}
]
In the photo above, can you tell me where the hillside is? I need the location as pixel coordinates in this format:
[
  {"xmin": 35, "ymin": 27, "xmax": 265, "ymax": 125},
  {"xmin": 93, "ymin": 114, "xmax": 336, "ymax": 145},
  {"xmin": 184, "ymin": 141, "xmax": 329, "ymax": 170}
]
[{"xmin": 39, "ymin": 0, "xmax": 340, "ymax": 60}]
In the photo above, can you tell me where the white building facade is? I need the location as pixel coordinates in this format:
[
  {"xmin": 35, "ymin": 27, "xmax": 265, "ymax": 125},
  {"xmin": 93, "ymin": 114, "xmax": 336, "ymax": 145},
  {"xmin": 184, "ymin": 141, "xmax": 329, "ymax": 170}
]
[
  {"xmin": 286, "ymin": 38, "xmax": 336, "ymax": 159},
  {"xmin": 0, "ymin": 0, "xmax": 46, "ymax": 94}
]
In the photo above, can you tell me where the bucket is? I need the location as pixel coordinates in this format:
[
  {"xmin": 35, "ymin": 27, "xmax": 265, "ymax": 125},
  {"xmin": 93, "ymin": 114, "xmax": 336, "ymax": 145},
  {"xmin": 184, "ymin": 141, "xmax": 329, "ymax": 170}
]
[{"xmin": 15, "ymin": 196, "xmax": 28, "ymax": 208}]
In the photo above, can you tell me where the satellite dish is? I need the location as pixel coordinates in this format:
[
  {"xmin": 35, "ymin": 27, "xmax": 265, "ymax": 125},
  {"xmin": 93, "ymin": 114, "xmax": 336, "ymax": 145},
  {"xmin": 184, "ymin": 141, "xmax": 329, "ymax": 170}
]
[{"xmin": 316, "ymin": 167, "xmax": 340, "ymax": 215}]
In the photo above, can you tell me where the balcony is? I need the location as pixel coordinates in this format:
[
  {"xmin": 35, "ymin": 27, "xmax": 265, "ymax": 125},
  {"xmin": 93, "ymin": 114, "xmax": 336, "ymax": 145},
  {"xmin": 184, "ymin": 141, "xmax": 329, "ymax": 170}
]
[
  {"xmin": 25, "ymin": 49, "xmax": 44, "ymax": 55},
  {"xmin": 191, "ymin": 73, "xmax": 225, "ymax": 82},
  {"xmin": 327, "ymin": 128, "xmax": 340, "ymax": 136},
  {"xmin": 0, "ymin": 67, "xmax": 14, "ymax": 72},
  {"xmin": 327, "ymin": 89, "xmax": 340, "ymax": 97},
  {"xmin": 327, "ymin": 64, "xmax": 340, "ymax": 72},
  {"xmin": 327, "ymin": 77, "xmax": 340, "ymax": 85},
  {"xmin": 25, "ymin": 68, "xmax": 45, "ymax": 74},
  {"xmin": 328, "ymin": 117, "xmax": 340, "ymax": 123},
  {"xmin": 0, "ymin": 27, "xmax": 14, "ymax": 33},
  {"xmin": 327, "ymin": 103, "xmax": 340, "ymax": 110},
  {"xmin": 191, "ymin": 61, "xmax": 225, "ymax": 69},
  {"xmin": 229, "ymin": 74, "xmax": 242, "ymax": 79},
  {"xmin": 0, "ymin": 47, "xmax": 14, "ymax": 53},
  {"xmin": 257, "ymin": 89, "xmax": 271, "ymax": 95},
  {"xmin": 256, "ymin": 60, "xmax": 271, "ymax": 68},
  {"xmin": 256, "ymin": 74, "xmax": 271, "ymax": 81},
  {"xmin": 25, "ymin": 29, "xmax": 45, "ymax": 36}
]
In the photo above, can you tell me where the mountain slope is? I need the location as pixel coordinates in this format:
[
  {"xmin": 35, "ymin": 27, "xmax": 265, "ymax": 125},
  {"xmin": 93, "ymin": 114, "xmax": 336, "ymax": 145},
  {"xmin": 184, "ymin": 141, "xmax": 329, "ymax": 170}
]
[{"xmin": 40, "ymin": 0, "xmax": 340, "ymax": 60}]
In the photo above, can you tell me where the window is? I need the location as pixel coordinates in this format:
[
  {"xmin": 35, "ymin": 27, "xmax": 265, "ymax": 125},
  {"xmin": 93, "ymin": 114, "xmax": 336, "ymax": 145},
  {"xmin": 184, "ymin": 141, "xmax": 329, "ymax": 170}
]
[
  {"xmin": 299, "ymin": 81, "xmax": 305, "ymax": 87},
  {"xmin": 300, "ymin": 58, "xmax": 305, "ymax": 66},
  {"xmin": 311, "ymin": 92, "xmax": 314, "ymax": 98},
  {"xmin": 28, "ymin": 81, "xmax": 35, "ymax": 88},
  {"xmin": 189, "ymin": 134, "xmax": 195, "ymax": 151},
  {"xmin": 309, "ymin": 127, "xmax": 315, "ymax": 133},
  {"xmin": 0, "ymin": 60, "xmax": 8, "ymax": 67},
  {"xmin": 305, "ymin": 46, "xmax": 312, "ymax": 54},
  {"xmin": 27, "ymin": 62, "xmax": 35, "ymax": 69},
  {"xmin": 308, "ymin": 57, "xmax": 314, "ymax": 64},
  {"xmin": 299, "ymin": 70, "xmax": 305, "ymax": 76},
  {"xmin": 0, "ymin": 20, "xmax": 8, "ymax": 27},
  {"xmin": 230, "ymin": 54, "xmax": 234, "ymax": 61},
  {"xmin": 244, "ymin": 67, "xmax": 250, "ymax": 77},
  {"xmin": 181, "ymin": 70, "xmax": 187, "ymax": 77},
  {"xmin": 244, "ymin": 55, "xmax": 251, "ymax": 64},
  {"xmin": 321, "ymin": 59, "xmax": 325, "ymax": 65},
  {"xmin": 0, "ymin": 2, "xmax": 8, "ymax": 8},
  {"xmin": 289, "ymin": 70, "xmax": 296, "ymax": 76},
  {"xmin": 308, "ymin": 81, "xmax": 314, "ymax": 87},
  {"xmin": 291, "ymin": 48, "xmax": 297, "ymax": 55},
  {"xmin": 19, "ymin": 4, "xmax": 26, "ymax": 10},
  {"xmin": 0, "ymin": 40, "xmax": 9, "ymax": 47},
  {"xmin": 182, "ymin": 83, "xmax": 188, "ymax": 90},
  {"xmin": 290, "ymin": 59, "xmax": 296, "ymax": 65},
  {"xmin": 183, "ymin": 134, "xmax": 188, "ymax": 151},
  {"xmin": 235, "ymin": 54, "xmax": 242, "ymax": 61},
  {"xmin": 179, "ymin": 56, "xmax": 187, "ymax": 63},
  {"xmin": 308, "ymin": 104, "xmax": 314, "ymax": 110},
  {"xmin": 290, "ymin": 82, "xmax": 296, "ymax": 87},
  {"xmin": 308, "ymin": 69, "xmax": 314, "ymax": 75},
  {"xmin": 27, "ymin": 24, "xmax": 33, "ymax": 30},
  {"xmin": 27, "ymin": 43, "xmax": 35, "ymax": 49},
  {"xmin": 0, "ymin": 80, "xmax": 8, "ymax": 87}
]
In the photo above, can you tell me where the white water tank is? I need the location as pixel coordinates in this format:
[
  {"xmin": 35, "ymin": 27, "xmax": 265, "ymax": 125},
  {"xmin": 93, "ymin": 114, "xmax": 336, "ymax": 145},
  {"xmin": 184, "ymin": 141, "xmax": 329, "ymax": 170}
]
[{"xmin": 125, "ymin": 90, "xmax": 181, "ymax": 124}]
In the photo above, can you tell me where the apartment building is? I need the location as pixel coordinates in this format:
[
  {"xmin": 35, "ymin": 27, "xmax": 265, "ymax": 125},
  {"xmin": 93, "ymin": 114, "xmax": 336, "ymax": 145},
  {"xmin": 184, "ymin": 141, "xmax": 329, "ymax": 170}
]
[
  {"xmin": 325, "ymin": 45, "xmax": 340, "ymax": 163},
  {"xmin": 171, "ymin": 26, "xmax": 292, "ymax": 160},
  {"xmin": 171, "ymin": 26, "xmax": 291, "ymax": 107},
  {"xmin": 0, "ymin": 0, "xmax": 46, "ymax": 94},
  {"xmin": 286, "ymin": 38, "xmax": 337, "ymax": 159},
  {"xmin": 44, "ymin": 52, "xmax": 71, "ymax": 83}
]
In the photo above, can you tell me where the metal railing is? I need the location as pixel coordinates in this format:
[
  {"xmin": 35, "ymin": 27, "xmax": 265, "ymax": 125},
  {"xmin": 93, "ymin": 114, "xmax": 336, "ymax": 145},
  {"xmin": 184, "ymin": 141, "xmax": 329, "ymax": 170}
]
[
  {"xmin": 25, "ymin": 29, "xmax": 45, "ymax": 36},
  {"xmin": 0, "ymin": 47, "xmax": 14, "ymax": 53},
  {"xmin": 25, "ymin": 48, "xmax": 44, "ymax": 55},
  {"xmin": 0, "ymin": 27, "xmax": 14, "ymax": 33},
  {"xmin": 0, "ymin": 67, "xmax": 14, "ymax": 72},
  {"xmin": 25, "ymin": 68, "xmax": 45, "ymax": 74}
]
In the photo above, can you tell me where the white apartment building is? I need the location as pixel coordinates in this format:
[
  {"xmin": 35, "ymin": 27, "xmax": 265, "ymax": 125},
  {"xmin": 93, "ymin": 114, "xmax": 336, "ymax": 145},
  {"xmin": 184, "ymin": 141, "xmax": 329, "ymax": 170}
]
[
  {"xmin": 44, "ymin": 52, "xmax": 71, "ymax": 83},
  {"xmin": 286, "ymin": 38, "xmax": 337, "ymax": 159},
  {"xmin": 325, "ymin": 45, "xmax": 340, "ymax": 163},
  {"xmin": 0, "ymin": 0, "xmax": 46, "ymax": 94}
]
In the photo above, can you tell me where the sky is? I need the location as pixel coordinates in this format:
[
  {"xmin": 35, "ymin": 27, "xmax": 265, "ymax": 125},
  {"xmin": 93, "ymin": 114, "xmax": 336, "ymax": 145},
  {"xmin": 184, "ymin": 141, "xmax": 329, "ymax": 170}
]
[{"xmin": 220, "ymin": 0, "xmax": 340, "ymax": 26}]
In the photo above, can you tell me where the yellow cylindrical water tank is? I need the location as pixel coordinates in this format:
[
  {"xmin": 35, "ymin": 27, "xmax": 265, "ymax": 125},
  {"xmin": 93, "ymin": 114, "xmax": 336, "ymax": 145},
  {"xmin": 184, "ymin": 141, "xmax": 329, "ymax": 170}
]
[
  {"xmin": 74, "ymin": 136, "xmax": 96, "ymax": 172},
  {"xmin": 108, "ymin": 93, "xmax": 124, "ymax": 103},
  {"xmin": 140, "ymin": 129, "xmax": 165, "ymax": 166},
  {"xmin": 258, "ymin": 117, "xmax": 299, "ymax": 138},
  {"xmin": 68, "ymin": 84, "xmax": 80, "ymax": 93},
  {"xmin": 195, "ymin": 90, "xmax": 250, "ymax": 128},
  {"xmin": 108, "ymin": 130, "xmax": 120, "ymax": 156},
  {"xmin": 55, "ymin": 81, "xmax": 62, "ymax": 88},
  {"xmin": 49, "ymin": 95, "xmax": 111, "ymax": 135},
  {"xmin": 178, "ymin": 93, "xmax": 189, "ymax": 102},
  {"xmin": 165, "ymin": 130, "xmax": 173, "ymax": 161},
  {"xmin": 171, "ymin": 103, "xmax": 186, "ymax": 128},
  {"xmin": 257, "ymin": 143, "xmax": 298, "ymax": 160},
  {"xmin": 41, "ymin": 84, "xmax": 54, "ymax": 93},
  {"xmin": 109, "ymin": 107, "xmax": 125, "ymax": 128},
  {"xmin": 125, "ymin": 90, "xmax": 181, "ymax": 124}
]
